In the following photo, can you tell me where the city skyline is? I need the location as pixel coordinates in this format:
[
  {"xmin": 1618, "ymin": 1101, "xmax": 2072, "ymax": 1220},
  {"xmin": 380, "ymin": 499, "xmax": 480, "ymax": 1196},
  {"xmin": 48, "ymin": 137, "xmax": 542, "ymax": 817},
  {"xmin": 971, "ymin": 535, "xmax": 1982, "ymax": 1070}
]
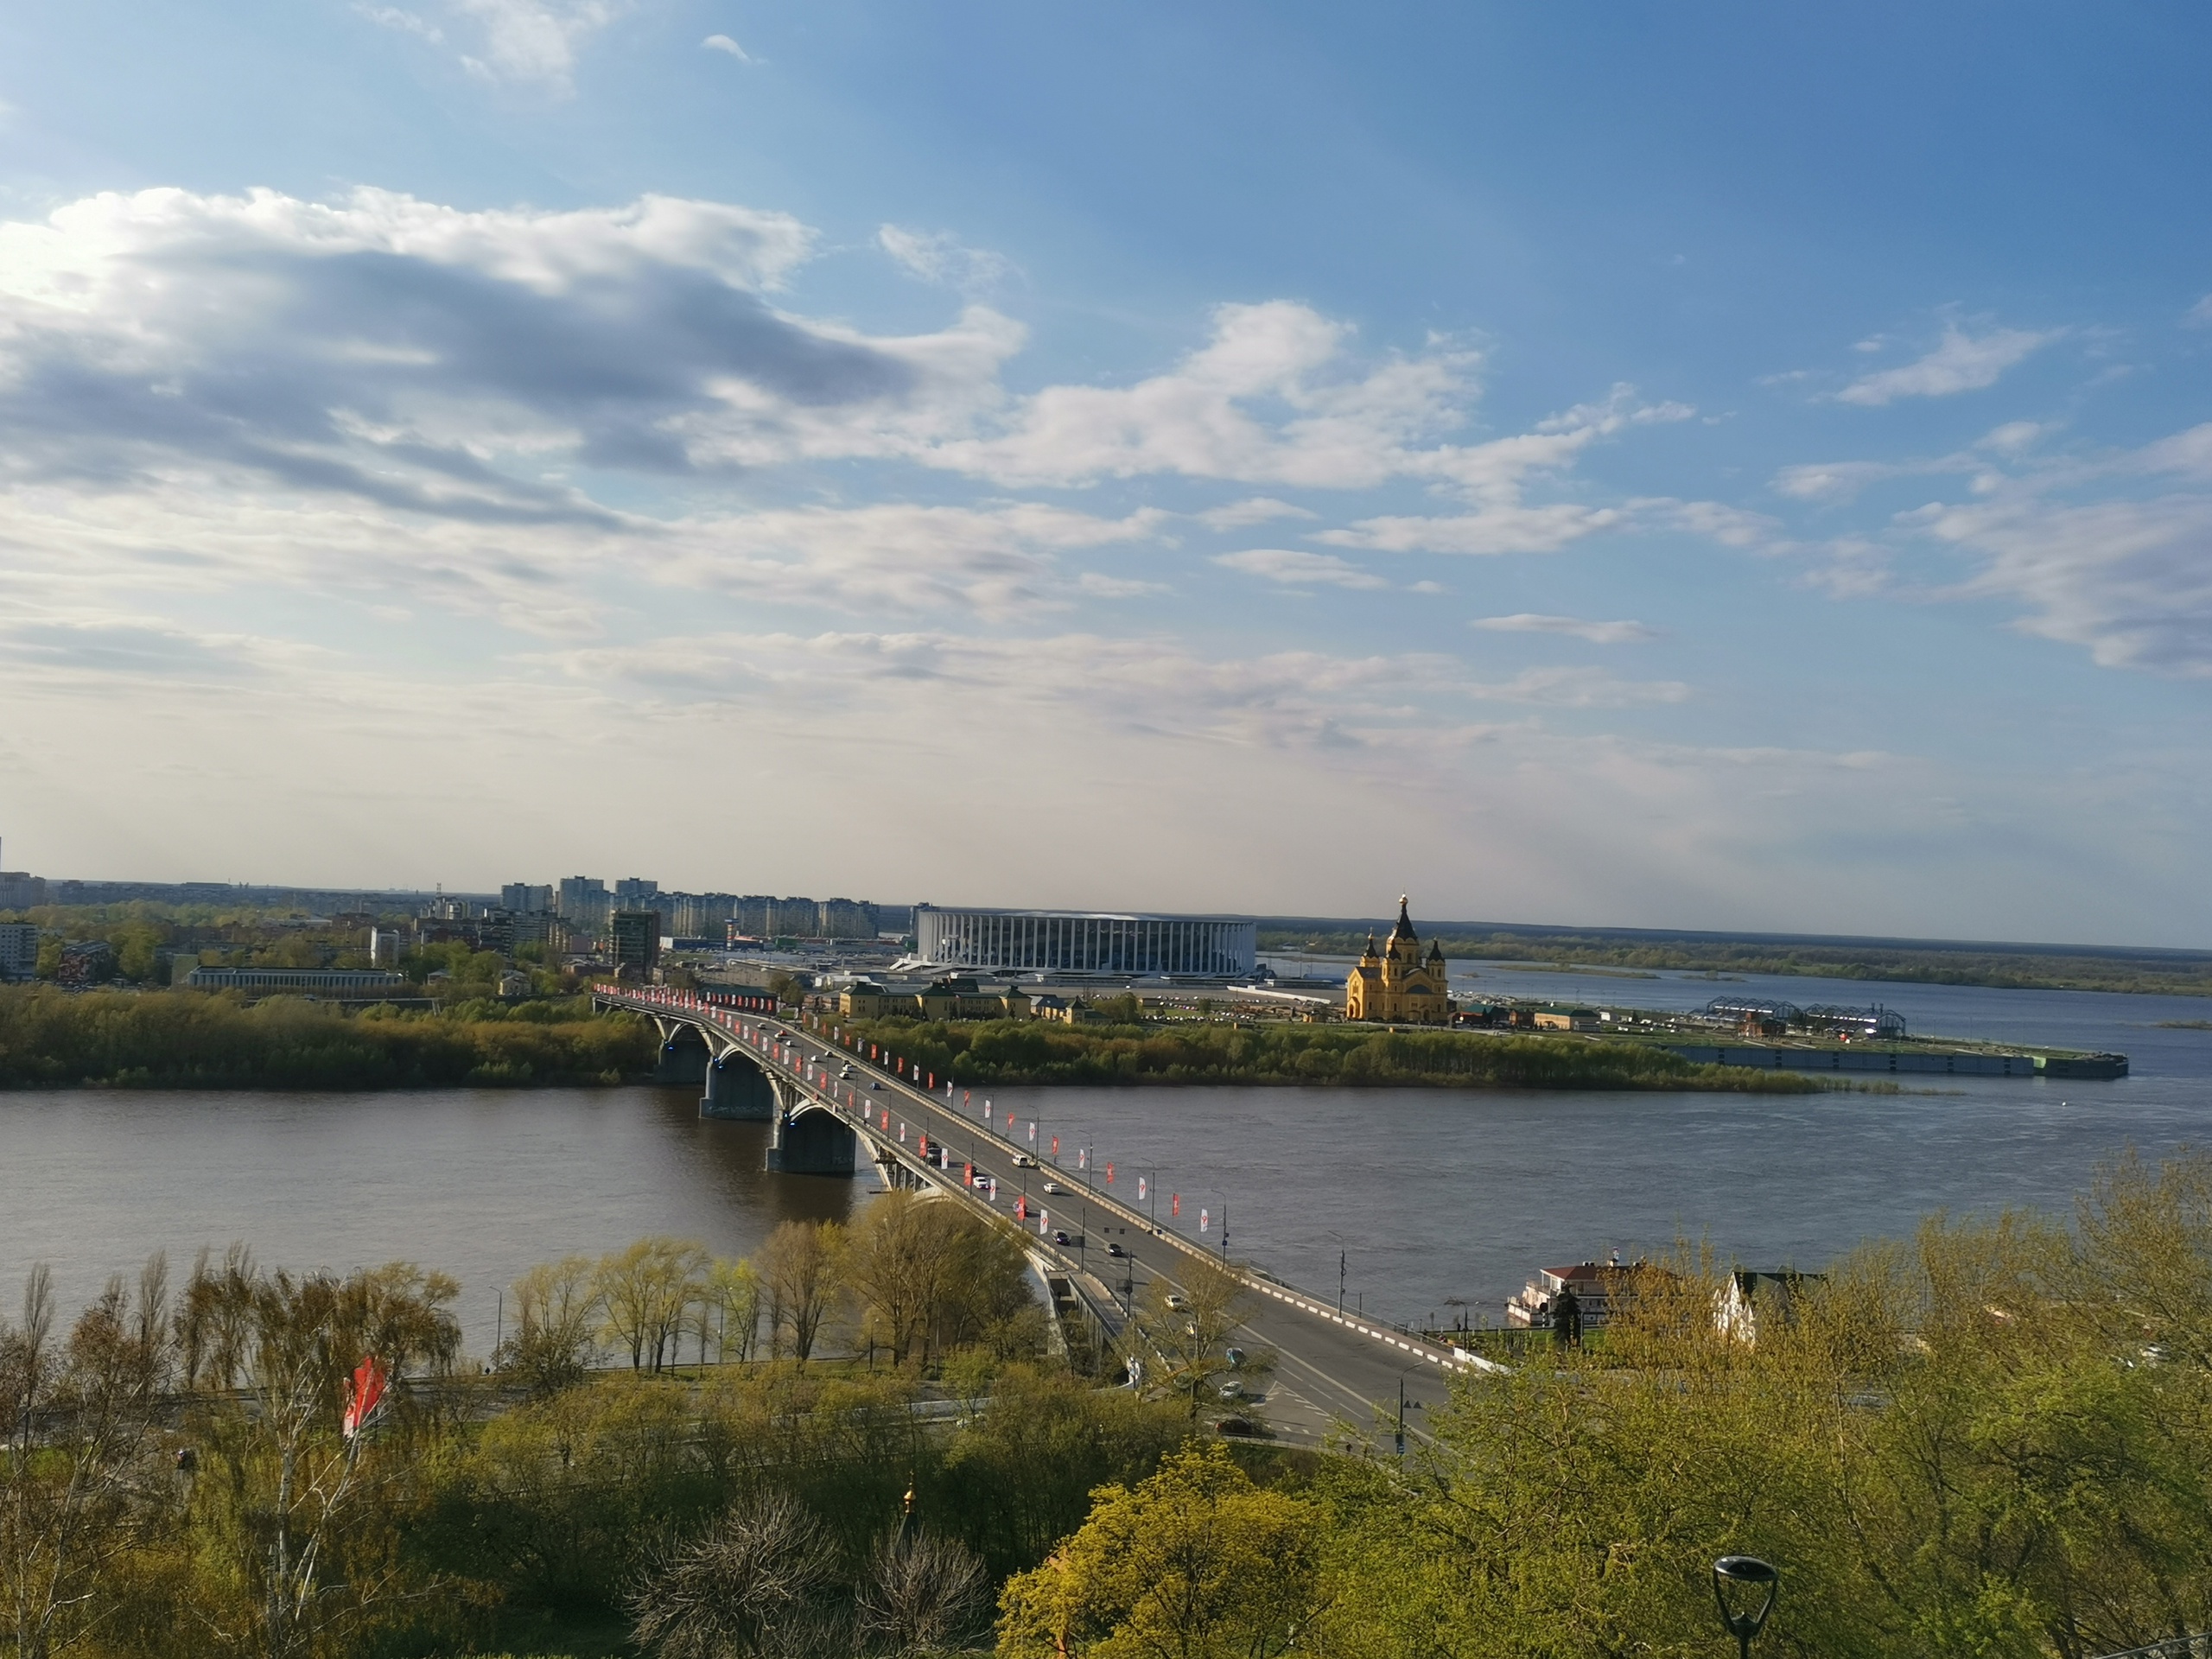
[{"xmin": 2, "ymin": 7, "xmax": 2209, "ymax": 944}]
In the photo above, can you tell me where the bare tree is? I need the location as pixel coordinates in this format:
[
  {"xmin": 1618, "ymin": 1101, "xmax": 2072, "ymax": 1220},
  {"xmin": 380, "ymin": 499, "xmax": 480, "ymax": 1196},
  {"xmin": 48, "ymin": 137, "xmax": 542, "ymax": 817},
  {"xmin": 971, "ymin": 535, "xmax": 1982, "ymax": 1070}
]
[
  {"xmin": 629, "ymin": 1492, "xmax": 839, "ymax": 1659},
  {"xmin": 758, "ymin": 1223, "xmax": 844, "ymax": 1365},
  {"xmin": 855, "ymin": 1529, "xmax": 988, "ymax": 1657}
]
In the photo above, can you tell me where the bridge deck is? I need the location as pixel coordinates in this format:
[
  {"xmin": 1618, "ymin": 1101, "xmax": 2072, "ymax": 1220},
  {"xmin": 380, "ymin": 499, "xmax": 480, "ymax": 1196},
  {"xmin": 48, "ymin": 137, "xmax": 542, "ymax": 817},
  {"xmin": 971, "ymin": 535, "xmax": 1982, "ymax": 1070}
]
[{"xmin": 598, "ymin": 987, "xmax": 1490, "ymax": 1444}]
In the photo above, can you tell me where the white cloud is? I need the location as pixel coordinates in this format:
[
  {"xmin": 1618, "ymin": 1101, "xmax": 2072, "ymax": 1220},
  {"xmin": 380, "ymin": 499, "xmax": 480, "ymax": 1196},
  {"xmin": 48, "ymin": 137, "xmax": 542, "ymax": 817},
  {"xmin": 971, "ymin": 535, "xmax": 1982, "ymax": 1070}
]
[
  {"xmin": 1465, "ymin": 666, "xmax": 1688, "ymax": 706},
  {"xmin": 1473, "ymin": 613, "xmax": 1659, "ymax": 644},
  {"xmin": 1322, "ymin": 504, "xmax": 1624, "ymax": 556},
  {"xmin": 1212, "ymin": 549, "xmax": 1388, "ymax": 589},
  {"xmin": 877, "ymin": 226, "xmax": 1014, "ymax": 294},
  {"xmin": 1197, "ymin": 497, "xmax": 1317, "ymax": 530},
  {"xmin": 1907, "ymin": 486, "xmax": 2212, "ymax": 677},
  {"xmin": 359, "ymin": 0, "xmax": 629, "ymax": 86},
  {"xmin": 1836, "ymin": 322, "xmax": 2057, "ymax": 406},
  {"xmin": 701, "ymin": 33, "xmax": 751, "ymax": 60},
  {"xmin": 1077, "ymin": 572, "xmax": 1171, "ymax": 599},
  {"xmin": 358, "ymin": 5, "xmax": 445, "ymax": 43},
  {"xmin": 454, "ymin": 0, "xmax": 627, "ymax": 87},
  {"xmin": 2188, "ymin": 294, "xmax": 2212, "ymax": 327},
  {"xmin": 0, "ymin": 186, "xmax": 1027, "ymax": 526}
]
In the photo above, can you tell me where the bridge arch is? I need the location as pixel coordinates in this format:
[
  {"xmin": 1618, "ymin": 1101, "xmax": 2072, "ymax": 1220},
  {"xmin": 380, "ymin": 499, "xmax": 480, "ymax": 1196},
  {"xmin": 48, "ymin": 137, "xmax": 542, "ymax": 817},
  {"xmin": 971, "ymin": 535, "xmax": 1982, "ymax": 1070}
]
[{"xmin": 766, "ymin": 1096, "xmax": 858, "ymax": 1175}]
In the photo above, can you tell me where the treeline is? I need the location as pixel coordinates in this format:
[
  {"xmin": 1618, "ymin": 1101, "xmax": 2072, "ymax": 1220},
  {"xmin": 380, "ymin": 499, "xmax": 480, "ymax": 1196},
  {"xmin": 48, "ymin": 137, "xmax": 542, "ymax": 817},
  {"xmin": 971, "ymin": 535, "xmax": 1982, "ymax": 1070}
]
[
  {"xmin": 0, "ymin": 1201, "xmax": 1195, "ymax": 1656},
  {"xmin": 501, "ymin": 1199, "xmax": 1045, "ymax": 1384},
  {"xmin": 0, "ymin": 987, "xmax": 654, "ymax": 1089},
  {"xmin": 836, "ymin": 1014, "xmax": 1820, "ymax": 1092},
  {"xmin": 1260, "ymin": 925, "xmax": 2212, "ymax": 998}
]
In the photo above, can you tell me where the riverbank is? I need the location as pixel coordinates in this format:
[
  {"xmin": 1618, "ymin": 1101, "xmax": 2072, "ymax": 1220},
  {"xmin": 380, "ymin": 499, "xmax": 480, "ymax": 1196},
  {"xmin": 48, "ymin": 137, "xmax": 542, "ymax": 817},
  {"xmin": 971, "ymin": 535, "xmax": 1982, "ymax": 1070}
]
[
  {"xmin": 0, "ymin": 986, "xmax": 655, "ymax": 1089},
  {"xmin": 836, "ymin": 1015, "xmax": 1822, "ymax": 1092}
]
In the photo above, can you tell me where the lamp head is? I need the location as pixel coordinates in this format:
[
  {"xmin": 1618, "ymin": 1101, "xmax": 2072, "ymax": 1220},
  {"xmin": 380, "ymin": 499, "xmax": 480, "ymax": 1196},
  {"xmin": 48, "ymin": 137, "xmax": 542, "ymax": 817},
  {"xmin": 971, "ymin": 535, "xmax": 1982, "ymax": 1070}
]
[{"xmin": 1713, "ymin": 1556, "xmax": 1779, "ymax": 1643}]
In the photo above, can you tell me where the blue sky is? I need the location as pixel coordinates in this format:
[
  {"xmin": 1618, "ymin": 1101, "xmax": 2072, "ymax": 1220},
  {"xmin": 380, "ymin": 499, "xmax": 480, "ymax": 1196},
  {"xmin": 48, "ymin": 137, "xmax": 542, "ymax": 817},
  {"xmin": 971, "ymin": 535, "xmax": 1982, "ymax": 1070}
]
[{"xmin": 2, "ymin": 3, "xmax": 2209, "ymax": 942}]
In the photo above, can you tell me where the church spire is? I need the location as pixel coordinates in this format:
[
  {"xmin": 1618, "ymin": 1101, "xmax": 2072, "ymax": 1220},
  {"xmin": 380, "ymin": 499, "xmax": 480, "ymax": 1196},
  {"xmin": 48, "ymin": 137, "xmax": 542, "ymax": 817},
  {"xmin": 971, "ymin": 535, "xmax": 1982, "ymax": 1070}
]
[{"xmin": 1388, "ymin": 893, "xmax": 1417, "ymax": 946}]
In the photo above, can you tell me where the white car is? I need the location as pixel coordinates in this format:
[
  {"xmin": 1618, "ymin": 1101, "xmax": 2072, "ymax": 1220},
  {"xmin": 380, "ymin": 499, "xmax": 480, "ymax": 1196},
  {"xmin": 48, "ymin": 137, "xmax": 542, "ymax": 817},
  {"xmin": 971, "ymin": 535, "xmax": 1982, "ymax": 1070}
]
[
  {"xmin": 1013, "ymin": 1154, "xmax": 1037, "ymax": 1167},
  {"xmin": 1165, "ymin": 1293, "xmax": 1189, "ymax": 1311},
  {"xmin": 1041, "ymin": 1180, "xmax": 1063, "ymax": 1195}
]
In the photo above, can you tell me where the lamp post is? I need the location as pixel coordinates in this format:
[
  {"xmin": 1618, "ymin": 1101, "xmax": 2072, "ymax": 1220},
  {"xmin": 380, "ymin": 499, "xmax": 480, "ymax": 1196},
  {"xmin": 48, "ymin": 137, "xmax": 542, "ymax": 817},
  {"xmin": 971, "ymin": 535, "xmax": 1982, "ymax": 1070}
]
[
  {"xmin": 1712, "ymin": 1557, "xmax": 1778, "ymax": 1659},
  {"xmin": 1209, "ymin": 1189, "xmax": 1230, "ymax": 1257}
]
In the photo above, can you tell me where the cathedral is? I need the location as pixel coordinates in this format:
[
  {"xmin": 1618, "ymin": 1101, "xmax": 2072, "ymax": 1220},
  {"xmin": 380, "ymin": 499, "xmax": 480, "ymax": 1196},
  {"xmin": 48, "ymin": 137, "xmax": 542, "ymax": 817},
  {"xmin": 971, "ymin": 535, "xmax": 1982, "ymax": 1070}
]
[{"xmin": 1345, "ymin": 897, "xmax": 1454, "ymax": 1025}]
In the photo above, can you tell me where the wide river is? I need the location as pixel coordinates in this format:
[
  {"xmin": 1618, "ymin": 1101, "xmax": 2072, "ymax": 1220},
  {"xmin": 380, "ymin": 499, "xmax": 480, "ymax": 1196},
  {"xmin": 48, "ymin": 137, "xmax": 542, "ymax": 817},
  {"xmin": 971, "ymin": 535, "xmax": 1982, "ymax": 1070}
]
[{"xmin": 3, "ymin": 961, "xmax": 2209, "ymax": 1350}]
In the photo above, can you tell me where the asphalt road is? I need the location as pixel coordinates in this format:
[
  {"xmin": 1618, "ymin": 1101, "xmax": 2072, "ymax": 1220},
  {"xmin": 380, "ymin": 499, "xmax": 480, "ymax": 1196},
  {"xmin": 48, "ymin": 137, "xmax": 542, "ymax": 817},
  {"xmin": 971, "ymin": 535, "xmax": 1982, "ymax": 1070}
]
[{"xmin": 613, "ymin": 992, "xmax": 1480, "ymax": 1445}]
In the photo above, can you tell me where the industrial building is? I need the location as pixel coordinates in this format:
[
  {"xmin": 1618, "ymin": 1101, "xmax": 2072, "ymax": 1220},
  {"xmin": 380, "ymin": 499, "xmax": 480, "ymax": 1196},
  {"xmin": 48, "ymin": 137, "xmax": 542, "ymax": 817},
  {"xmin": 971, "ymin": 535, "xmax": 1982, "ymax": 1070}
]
[{"xmin": 912, "ymin": 905, "xmax": 1255, "ymax": 978}]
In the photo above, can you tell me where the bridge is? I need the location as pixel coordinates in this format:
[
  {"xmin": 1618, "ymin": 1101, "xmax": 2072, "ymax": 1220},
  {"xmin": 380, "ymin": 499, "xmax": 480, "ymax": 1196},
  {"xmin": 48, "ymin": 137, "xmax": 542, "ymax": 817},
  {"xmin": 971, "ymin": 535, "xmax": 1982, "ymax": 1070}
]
[{"xmin": 594, "ymin": 984, "xmax": 1491, "ymax": 1443}]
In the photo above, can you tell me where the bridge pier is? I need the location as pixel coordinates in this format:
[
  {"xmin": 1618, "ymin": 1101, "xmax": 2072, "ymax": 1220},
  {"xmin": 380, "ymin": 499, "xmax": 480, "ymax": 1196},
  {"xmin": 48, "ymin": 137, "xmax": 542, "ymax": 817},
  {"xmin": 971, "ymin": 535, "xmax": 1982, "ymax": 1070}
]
[
  {"xmin": 653, "ymin": 1020, "xmax": 712, "ymax": 1085},
  {"xmin": 766, "ymin": 1105, "xmax": 858, "ymax": 1175},
  {"xmin": 700, "ymin": 1052, "xmax": 776, "ymax": 1121}
]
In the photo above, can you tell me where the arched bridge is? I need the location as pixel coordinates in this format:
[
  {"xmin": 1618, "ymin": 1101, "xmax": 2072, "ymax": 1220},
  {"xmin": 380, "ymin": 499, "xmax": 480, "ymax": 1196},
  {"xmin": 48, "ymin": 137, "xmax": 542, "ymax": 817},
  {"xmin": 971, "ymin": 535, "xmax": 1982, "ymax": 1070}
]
[{"xmin": 593, "ymin": 984, "xmax": 1497, "ymax": 1440}]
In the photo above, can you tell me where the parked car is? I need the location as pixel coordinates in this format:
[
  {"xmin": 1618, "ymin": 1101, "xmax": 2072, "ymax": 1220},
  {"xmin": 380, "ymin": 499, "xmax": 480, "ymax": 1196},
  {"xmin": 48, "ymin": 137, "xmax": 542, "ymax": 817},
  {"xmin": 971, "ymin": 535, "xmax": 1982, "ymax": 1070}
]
[
  {"xmin": 1217, "ymin": 1416, "xmax": 1256, "ymax": 1437},
  {"xmin": 1217, "ymin": 1380, "xmax": 1243, "ymax": 1401}
]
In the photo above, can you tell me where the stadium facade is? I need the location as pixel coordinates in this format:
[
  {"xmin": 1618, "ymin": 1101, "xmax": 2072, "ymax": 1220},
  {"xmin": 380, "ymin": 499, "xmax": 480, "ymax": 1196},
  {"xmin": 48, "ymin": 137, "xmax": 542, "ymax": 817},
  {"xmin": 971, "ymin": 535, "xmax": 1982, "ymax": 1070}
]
[{"xmin": 912, "ymin": 906, "xmax": 1257, "ymax": 978}]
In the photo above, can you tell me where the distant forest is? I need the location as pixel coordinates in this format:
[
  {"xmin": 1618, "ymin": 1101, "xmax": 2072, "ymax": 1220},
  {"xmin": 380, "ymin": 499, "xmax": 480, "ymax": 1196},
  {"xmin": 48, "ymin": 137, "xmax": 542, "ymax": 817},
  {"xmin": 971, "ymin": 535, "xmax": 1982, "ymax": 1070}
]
[{"xmin": 1258, "ymin": 921, "xmax": 2212, "ymax": 999}]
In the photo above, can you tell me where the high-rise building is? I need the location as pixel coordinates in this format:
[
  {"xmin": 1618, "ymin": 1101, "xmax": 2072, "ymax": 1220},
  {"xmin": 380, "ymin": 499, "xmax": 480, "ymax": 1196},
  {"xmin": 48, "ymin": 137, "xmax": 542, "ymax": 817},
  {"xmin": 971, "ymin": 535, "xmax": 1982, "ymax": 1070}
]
[
  {"xmin": 0, "ymin": 922, "xmax": 37, "ymax": 980},
  {"xmin": 500, "ymin": 882, "xmax": 553, "ymax": 913},
  {"xmin": 613, "ymin": 877, "xmax": 660, "ymax": 908},
  {"xmin": 609, "ymin": 910, "xmax": 662, "ymax": 977},
  {"xmin": 556, "ymin": 877, "xmax": 608, "ymax": 930},
  {"xmin": 672, "ymin": 893, "xmax": 736, "ymax": 937},
  {"xmin": 817, "ymin": 898, "xmax": 876, "ymax": 939}
]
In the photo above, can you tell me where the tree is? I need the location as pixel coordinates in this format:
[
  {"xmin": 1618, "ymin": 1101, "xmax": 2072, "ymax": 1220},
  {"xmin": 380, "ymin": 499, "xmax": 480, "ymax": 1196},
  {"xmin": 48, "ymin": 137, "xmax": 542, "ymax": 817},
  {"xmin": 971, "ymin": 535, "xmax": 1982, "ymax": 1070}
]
[
  {"xmin": 629, "ymin": 1492, "xmax": 837, "ymax": 1659},
  {"xmin": 1, "ymin": 1257, "xmax": 173, "ymax": 1659},
  {"xmin": 596, "ymin": 1238, "xmax": 709, "ymax": 1374},
  {"xmin": 759, "ymin": 1222, "xmax": 844, "ymax": 1365},
  {"xmin": 997, "ymin": 1443, "xmax": 1321, "ymax": 1659},
  {"xmin": 1124, "ymin": 1254, "xmax": 1256, "ymax": 1420},
  {"xmin": 176, "ymin": 1255, "xmax": 460, "ymax": 1659},
  {"xmin": 499, "ymin": 1255, "xmax": 601, "ymax": 1393},
  {"xmin": 857, "ymin": 1529, "xmax": 988, "ymax": 1656},
  {"xmin": 706, "ymin": 1257, "xmax": 762, "ymax": 1365}
]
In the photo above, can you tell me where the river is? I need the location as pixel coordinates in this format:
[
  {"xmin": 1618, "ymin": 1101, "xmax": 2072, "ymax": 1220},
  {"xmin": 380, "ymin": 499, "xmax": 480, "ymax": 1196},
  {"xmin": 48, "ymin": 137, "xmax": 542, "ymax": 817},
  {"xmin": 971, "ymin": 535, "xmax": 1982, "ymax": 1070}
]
[{"xmin": 3, "ymin": 963, "xmax": 2209, "ymax": 1348}]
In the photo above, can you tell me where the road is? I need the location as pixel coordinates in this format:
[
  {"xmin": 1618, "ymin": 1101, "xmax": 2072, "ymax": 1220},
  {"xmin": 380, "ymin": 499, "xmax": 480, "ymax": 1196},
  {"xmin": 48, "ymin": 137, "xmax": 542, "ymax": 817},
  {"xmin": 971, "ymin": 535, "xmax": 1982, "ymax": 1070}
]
[{"xmin": 605, "ymin": 989, "xmax": 1490, "ymax": 1446}]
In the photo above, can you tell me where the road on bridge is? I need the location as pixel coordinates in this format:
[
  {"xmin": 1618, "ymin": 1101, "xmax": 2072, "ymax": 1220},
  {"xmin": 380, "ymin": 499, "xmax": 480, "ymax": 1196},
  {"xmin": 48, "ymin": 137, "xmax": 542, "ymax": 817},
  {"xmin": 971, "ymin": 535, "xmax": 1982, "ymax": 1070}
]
[{"xmin": 604, "ymin": 988, "xmax": 1491, "ymax": 1447}]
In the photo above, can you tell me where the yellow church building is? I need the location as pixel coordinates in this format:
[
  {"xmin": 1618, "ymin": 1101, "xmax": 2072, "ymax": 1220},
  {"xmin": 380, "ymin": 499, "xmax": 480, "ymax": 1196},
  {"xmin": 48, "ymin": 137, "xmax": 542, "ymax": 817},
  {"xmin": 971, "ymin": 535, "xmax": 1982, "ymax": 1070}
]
[{"xmin": 1345, "ymin": 897, "xmax": 1454, "ymax": 1025}]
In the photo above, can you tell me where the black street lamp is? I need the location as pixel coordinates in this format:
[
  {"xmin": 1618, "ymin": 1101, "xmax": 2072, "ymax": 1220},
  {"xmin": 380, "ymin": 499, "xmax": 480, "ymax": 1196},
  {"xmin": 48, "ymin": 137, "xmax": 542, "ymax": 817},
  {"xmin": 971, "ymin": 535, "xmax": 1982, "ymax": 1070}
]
[{"xmin": 1712, "ymin": 1556, "xmax": 1778, "ymax": 1659}]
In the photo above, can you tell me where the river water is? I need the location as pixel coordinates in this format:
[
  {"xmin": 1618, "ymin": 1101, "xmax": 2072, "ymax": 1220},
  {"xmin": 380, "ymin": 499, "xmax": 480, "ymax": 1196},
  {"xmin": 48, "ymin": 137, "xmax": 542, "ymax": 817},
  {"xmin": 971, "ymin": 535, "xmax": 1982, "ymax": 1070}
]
[{"xmin": 3, "ymin": 963, "xmax": 2209, "ymax": 1346}]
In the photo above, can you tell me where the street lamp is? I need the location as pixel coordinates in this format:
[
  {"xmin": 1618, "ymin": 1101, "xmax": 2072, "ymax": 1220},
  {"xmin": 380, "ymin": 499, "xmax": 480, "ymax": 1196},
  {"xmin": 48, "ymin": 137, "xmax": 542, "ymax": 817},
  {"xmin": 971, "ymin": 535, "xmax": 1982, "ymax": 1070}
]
[
  {"xmin": 1712, "ymin": 1557, "xmax": 1778, "ymax": 1659},
  {"xmin": 1209, "ymin": 1189, "xmax": 1230, "ymax": 1257}
]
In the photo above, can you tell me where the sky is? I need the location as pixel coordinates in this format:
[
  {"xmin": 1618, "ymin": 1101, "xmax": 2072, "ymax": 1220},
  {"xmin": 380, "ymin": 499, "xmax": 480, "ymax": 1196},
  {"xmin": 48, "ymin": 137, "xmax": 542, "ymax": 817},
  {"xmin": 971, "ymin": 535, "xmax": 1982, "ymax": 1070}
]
[{"xmin": 1, "ymin": 3, "xmax": 2209, "ymax": 943}]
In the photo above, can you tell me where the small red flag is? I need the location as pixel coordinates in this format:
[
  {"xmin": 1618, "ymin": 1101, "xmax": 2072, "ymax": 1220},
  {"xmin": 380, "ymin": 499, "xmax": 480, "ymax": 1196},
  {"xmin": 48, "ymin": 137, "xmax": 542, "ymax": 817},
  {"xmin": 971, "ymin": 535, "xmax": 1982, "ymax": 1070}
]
[{"xmin": 1172, "ymin": 1193, "xmax": 1180, "ymax": 1217}]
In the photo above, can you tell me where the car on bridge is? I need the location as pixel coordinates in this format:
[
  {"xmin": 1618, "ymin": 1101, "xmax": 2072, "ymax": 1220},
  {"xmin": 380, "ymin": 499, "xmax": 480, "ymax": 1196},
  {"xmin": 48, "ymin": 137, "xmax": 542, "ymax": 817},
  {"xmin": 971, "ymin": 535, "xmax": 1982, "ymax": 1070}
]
[
  {"xmin": 1106, "ymin": 1242, "xmax": 1126, "ymax": 1258},
  {"xmin": 1052, "ymin": 1230, "xmax": 1072, "ymax": 1246},
  {"xmin": 1041, "ymin": 1180, "xmax": 1063, "ymax": 1195},
  {"xmin": 1014, "ymin": 1154, "xmax": 1037, "ymax": 1167}
]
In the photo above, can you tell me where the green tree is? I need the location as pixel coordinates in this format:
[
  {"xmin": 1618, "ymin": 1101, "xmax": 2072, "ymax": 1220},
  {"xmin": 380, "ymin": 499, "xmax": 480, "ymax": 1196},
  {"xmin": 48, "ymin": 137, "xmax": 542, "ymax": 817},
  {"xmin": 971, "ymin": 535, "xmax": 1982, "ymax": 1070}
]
[
  {"xmin": 996, "ymin": 1442, "xmax": 1322, "ymax": 1659},
  {"xmin": 595, "ymin": 1238, "xmax": 709, "ymax": 1374}
]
